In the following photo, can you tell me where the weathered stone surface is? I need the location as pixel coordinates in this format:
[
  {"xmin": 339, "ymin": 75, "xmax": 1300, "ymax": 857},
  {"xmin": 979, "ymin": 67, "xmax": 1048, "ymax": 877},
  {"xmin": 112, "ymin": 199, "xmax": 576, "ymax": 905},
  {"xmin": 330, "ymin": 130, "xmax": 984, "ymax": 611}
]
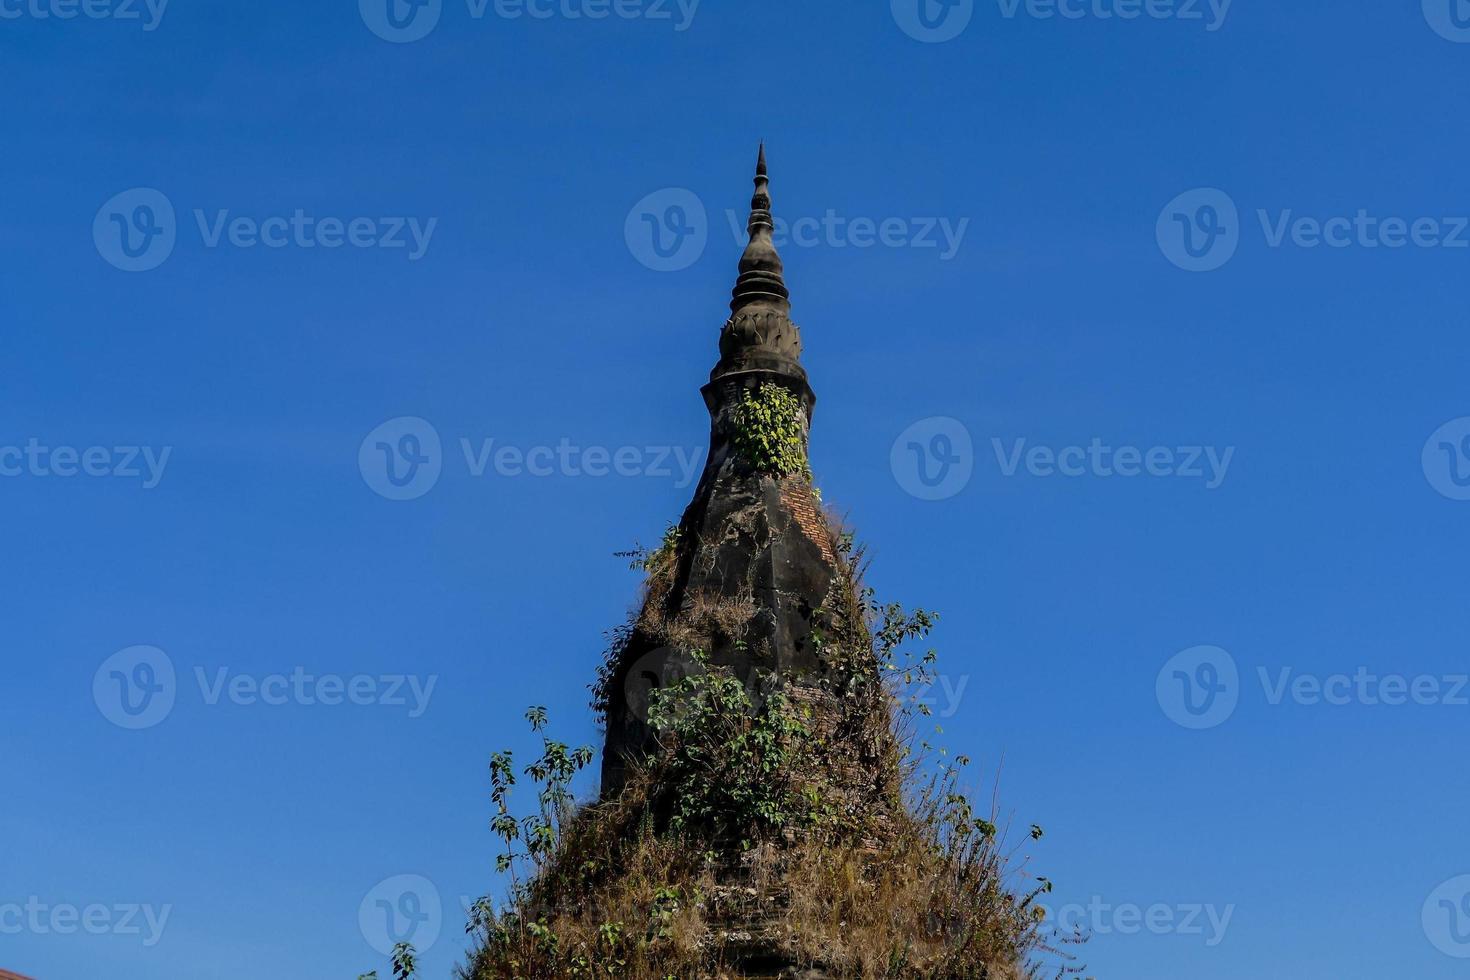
[
  {"xmin": 587, "ymin": 150, "xmax": 913, "ymax": 979},
  {"xmin": 601, "ymin": 147, "xmax": 846, "ymax": 795}
]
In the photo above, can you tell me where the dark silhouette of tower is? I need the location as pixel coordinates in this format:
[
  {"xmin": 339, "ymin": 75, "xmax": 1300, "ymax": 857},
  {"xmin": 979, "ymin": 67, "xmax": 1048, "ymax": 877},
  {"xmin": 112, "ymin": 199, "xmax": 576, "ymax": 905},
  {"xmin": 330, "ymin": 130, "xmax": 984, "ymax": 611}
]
[
  {"xmin": 601, "ymin": 146, "xmax": 855, "ymax": 795},
  {"xmin": 466, "ymin": 149, "xmax": 1039, "ymax": 980}
]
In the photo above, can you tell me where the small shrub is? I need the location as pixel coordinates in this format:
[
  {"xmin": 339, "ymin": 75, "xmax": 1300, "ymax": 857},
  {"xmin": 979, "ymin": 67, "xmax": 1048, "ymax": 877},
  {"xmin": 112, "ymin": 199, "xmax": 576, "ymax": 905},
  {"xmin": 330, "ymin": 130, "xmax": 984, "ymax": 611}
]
[
  {"xmin": 646, "ymin": 652, "xmax": 811, "ymax": 846},
  {"xmin": 730, "ymin": 382, "xmax": 810, "ymax": 479},
  {"xmin": 455, "ymin": 510, "xmax": 1081, "ymax": 979}
]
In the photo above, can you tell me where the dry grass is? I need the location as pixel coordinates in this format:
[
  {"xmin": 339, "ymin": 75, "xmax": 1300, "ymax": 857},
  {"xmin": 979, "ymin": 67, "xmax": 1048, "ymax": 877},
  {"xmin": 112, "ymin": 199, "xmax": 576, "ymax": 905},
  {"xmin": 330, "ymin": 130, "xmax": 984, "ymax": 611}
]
[
  {"xmin": 459, "ymin": 730, "xmax": 1066, "ymax": 979},
  {"xmin": 639, "ymin": 587, "xmax": 758, "ymax": 658},
  {"xmin": 485, "ymin": 508, "xmax": 1076, "ymax": 979}
]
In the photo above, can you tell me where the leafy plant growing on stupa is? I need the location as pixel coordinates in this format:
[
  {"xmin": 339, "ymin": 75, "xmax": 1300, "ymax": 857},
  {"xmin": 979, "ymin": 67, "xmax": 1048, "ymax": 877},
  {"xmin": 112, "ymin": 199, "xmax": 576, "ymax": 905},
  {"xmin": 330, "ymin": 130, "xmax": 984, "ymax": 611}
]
[
  {"xmin": 451, "ymin": 519, "xmax": 1084, "ymax": 979},
  {"xmin": 645, "ymin": 650, "xmax": 814, "ymax": 847},
  {"xmin": 730, "ymin": 381, "xmax": 810, "ymax": 479}
]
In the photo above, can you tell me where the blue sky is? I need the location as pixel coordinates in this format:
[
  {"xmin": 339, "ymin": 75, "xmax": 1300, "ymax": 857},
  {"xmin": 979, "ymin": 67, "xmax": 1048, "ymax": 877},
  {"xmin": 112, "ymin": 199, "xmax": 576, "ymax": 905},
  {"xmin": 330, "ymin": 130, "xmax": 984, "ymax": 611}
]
[{"xmin": 3, "ymin": 0, "xmax": 1469, "ymax": 977}]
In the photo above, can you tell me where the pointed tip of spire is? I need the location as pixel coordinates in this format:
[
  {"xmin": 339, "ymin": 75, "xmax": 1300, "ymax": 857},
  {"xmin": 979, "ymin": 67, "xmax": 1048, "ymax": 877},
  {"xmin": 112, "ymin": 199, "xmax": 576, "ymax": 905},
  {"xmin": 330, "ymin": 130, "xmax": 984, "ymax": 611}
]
[
  {"xmin": 715, "ymin": 143, "xmax": 803, "ymax": 382},
  {"xmin": 730, "ymin": 142, "xmax": 789, "ymax": 318}
]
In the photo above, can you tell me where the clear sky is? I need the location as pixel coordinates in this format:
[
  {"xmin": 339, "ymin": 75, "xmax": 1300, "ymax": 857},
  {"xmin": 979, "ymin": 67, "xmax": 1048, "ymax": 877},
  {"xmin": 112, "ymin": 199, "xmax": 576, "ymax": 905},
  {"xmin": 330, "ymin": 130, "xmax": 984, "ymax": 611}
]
[{"xmin": 3, "ymin": 1, "xmax": 1469, "ymax": 977}]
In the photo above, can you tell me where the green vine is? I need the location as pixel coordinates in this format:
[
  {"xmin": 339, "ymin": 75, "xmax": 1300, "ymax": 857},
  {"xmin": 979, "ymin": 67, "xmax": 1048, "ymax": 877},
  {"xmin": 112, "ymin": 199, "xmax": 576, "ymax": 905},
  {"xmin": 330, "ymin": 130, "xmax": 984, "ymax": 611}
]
[
  {"xmin": 647, "ymin": 651, "xmax": 813, "ymax": 847},
  {"xmin": 730, "ymin": 382, "xmax": 810, "ymax": 479}
]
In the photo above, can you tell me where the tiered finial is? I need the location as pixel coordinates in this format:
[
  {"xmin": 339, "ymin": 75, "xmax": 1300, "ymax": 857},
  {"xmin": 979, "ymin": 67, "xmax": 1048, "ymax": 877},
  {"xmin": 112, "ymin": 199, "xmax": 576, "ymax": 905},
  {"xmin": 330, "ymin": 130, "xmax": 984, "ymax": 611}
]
[{"xmin": 730, "ymin": 142, "xmax": 790, "ymax": 315}]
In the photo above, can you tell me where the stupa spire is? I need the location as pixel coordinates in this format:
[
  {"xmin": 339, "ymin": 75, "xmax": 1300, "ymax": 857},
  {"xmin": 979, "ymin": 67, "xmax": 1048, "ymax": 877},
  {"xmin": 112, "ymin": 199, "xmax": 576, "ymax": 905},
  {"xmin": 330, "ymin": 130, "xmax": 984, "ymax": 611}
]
[
  {"xmin": 730, "ymin": 142, "xmax": 790, "ymax": 315},
  {"xmin": 603, "ymin": 146, "xmax": 835, "ymax": 796},
  {"xmin": 715, "ymin": 144, "xmax": 805, "ymax": 383}
]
